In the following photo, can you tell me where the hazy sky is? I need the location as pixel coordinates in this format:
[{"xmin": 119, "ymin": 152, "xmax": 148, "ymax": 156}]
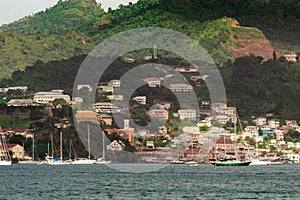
[{"xmin": 0, "ymin": 0, "xmax": 138, "ymax": 25}]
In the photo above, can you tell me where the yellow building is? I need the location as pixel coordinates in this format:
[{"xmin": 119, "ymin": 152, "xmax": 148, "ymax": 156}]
[{"xmin": 1, "ymin": 144, "xmax": 24, "ymax": 159}]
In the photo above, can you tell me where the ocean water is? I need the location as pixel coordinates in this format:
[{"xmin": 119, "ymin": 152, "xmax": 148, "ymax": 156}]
[{"xmin": 0, "ymin": 164, "xmax": 299, "ymax": 199}]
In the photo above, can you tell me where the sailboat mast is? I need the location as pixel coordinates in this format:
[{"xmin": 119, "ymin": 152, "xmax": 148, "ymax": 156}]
[
  {"xmin": 69, "ymin": 139, "xmax": 72, "ymax": 160},
  {"xmin": 32, "ymin": 132, "xmax": 35, "ymax": 161},
  {"xmin": 88, "ymin": 125, "xmax": 91, "ymax": 160},
  {"xmin": 51, "ymin": 133, "xmax": 54, "ymax": 157},
  {"xmin": 234, "ymin": 108, "xmax": 237, "ymax": 160},
  {"xmin": 47, "ymin": 142, "xmax": 50, "ymax": 156},
  {"xmin": 60, "ymin": 131, "xmax": 63, "ymax": 161},
  {"xmin": 102, "ymin": 131, "xmax": 105, "ymax": 159}
]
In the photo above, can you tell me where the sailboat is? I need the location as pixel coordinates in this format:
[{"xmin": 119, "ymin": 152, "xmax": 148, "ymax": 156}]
[
  {"xmin": 185, "ymin": 142, "xmax": 198, "ymax": 166},
  {"xmin": 95, "ymin": 130, "xmax": 110, "ymax": 164},
  {"xmin": 250, "ymin": 142, "xmax": 270, "ymax": 165},
  {"xmin": 211, "ymin": 109, "xmax": 251, "ymax": 166},
  {"xmin": 0, "ymin": 133, "xmax": 12, "ymax": 166},
  {"xmin": 47, "ymin": 131, "xmax": 71, "ymax": 165},
  {"xmin": 71, "ymin": 125, "xmax": 96, "ymax": 164}
]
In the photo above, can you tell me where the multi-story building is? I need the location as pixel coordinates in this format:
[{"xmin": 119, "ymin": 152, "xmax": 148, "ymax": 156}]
[
  {"xmin": 211, "ymin": 103, "xmax": 227, "ymax": 114},
  {"xmin": 178, "ymin": 109, "xmax": 197, "ymax": 120},
  {"xmin": 149, "ymin": 109, "xmax": 169, "ymax": 120},
  {"xmin": 144, "ymin": 78, "xmax": 161, "ymax": 88},
  {"xmin": 33, "ymin": 92, "xmax": 71, "ymax": 104},
  {"xmin": 93, "ymin": 102, "xmax": 120, "ymax": 113},
  {"xmin": 169, "ymin": 84, "xmax": 193, "ymax": 93}
]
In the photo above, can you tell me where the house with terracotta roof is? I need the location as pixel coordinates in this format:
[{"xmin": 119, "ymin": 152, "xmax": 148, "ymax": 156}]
[
  {"xmin": 74, "ymin": 111, "xmax": 98, "ymax": 124},
  {"xmin": 98, "ymin": 114, "xmax": 112, "ymax": 126},
  {"xmin": 183, "ymin": 148, "xmax": 200, "ymax": 161},
  {"xmin": 1, "ymin": 129, "xmax": 27, "ymax": 137},
  {"xmin": 214, "ymin": 138, "xmax": 235, "ymax": 155}
]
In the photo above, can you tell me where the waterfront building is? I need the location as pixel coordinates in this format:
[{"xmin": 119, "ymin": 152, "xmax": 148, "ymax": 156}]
[{"xmin": 0, "ymin": 144, "xmax": 24, "ymax": 159}]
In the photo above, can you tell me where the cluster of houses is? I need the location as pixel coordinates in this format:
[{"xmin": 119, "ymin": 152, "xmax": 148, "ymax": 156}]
[
  {"xmin": 2, "ymin": 71, "xmax": 300, "ymax": 163},
  {"xmin": 71, "ymin": 76, "xmax": 300, "ymax": 164}
]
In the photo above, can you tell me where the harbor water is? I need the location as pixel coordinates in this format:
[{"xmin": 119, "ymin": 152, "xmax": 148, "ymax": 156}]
[{"xmin": 0, "ymin": 164, "xmax": 299, "ymax": 199}]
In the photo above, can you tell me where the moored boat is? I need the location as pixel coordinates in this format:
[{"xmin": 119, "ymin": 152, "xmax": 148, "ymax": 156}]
[
  {"xmin": 169, "ymin": 160, "xmax": 185, "ymax": 164},
  {"xmin": 185, "ymin": 160, "xmax": 198, "ymax": 166},
  {"xmin": 0, "ymin": 160, "xmax": 12, "ymax": 166},
  {"xmin": 249, "ymin": 159, "xmax": 270, "ymax": 166},
  {"xmin": 71, "ymin": 158, "xmax": 96, "ymax": 164},
  {"xmin": 211, "ymin": 160, "xmax": 251, "ymax": 166}
]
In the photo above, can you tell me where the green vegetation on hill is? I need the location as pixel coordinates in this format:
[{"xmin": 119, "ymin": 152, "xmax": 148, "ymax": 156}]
[
  {"xmin": 0, "ymin": 0, "xmax": 104, "ymax": 36},
  {"xmin": 222, "ymin": 55, "xmax": 300, "ymax": 121},
  {"xmin": 2, "ymin": 52, "xmax": 300, "ymax": 122},
  {"xmin": 1, "ymin": 0, "xmax": 299, "ymax": 79}
]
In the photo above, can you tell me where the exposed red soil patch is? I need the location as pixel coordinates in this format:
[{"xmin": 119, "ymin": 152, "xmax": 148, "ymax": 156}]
[{"xmin": 228, "ymin": 38, "xmax": 282, "ymax": 59}]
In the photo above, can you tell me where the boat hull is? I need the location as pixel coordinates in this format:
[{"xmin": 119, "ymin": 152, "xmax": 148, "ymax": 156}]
[
  {"xmin": 47, "ymin": 162, "xmax": 71, "ymax": 165},
  {"xmin": 71, "ymin": 159, "xmax": 96, "ymax": 164},
  {"xmin": 211, "ymin": 161, "xmax": 251, "ymax": 166},
  {"xmin": 0, "ymin": 160, "xmax": 12, "ymax": 166},
  {"xmin": 249, "ymin": 159, "xmax": 271, "ymax": 166}
]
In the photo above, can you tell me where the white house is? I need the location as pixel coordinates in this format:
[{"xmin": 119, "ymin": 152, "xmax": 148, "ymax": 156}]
[
  {"xmin": 133, "ymin": 96, "xmax": 146, "ymax": 105},
  {"xmin": 97, "ymin": 85, "xmax": 114, "ymax": 93},
  {"xmin": 255, "ymin": 117, "xmax": 267, "ymax": 126},
  {"xmin": 108, "ymin": 80, "xmax": 121, "ymax": 88},
  {"xmin": 182, "ymin": 126, "xmax": 199, "ymax": 134},
  {"xmin": 7, "ymin": 99, "xmax": 33, "ymax": 107},
  {"xmin": 107, "ymin": 140, "xmax": 125, "ymax": 151},
  {"xmin": 268, "ymin": 119, "xmax": 280, "ymax": 129}
]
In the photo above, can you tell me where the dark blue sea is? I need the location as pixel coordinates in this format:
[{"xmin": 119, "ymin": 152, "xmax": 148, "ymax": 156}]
[{"xmin": 0, "ymin": 164, "xmax": 299, "ymax": 199}]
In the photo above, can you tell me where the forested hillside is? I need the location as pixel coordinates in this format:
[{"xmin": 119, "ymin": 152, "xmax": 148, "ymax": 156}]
[{"xmin": 1, "ymin": 0, "xmax": 299, "ymax": 79}]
